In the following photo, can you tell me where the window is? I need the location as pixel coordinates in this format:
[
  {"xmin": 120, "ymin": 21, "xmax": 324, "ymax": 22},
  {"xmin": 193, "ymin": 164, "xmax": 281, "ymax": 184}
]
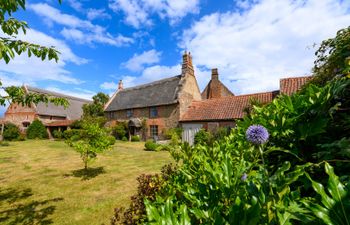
[
  {"xmin": 150, "ymin": 107, "xmax": 158, "ymax": 118},
  {"xmin": 150, "ymin": 125, "xmax": 158, "ymax": 139},
  {"xmin": 126, "ymin": 109, "xmax": 133, "ymax": 118}
]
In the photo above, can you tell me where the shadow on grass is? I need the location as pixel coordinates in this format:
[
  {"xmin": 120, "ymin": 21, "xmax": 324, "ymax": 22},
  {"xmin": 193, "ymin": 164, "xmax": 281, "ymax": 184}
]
[
  {"xmin": 65, "ymin": 167, "xmax": 106, "ymax": 180},
  {"xmin": 0, "ymin": 187, "xmax": 63, "ymax": 225}
]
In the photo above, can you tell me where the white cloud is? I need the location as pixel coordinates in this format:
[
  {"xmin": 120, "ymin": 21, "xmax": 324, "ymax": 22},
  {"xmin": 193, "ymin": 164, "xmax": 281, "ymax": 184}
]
[
  {"xmin": 100, "ymin": 81, "xmax": 118, "ymax": 90},
  {"xmin": 67, "ymin": 0, "xmax": 83, "ymax": 11},
  {"xmin": 180, "ymin": 0, "xmax": 350, "ymax": 94},
  {"xmin": 122, "ymin": 50, "xmax": 162, "ymax": 71},
  {"xmin": 0, "ymin": 29, "xmax": 86, "ymax": 85},
  {"xmin": 108, "ymin": 0, "xmax": 200, "ymax": 28},
  {"xmin": 46, "ymin": 86, "xmax": 94, "ymax": 100},
  {"xmin": 30, "ymin": 3, "xmax": 133, "ymax": 46},
  {"xmin": 87, "ymin": 8, "xmax": 112, "ymax": 20}
]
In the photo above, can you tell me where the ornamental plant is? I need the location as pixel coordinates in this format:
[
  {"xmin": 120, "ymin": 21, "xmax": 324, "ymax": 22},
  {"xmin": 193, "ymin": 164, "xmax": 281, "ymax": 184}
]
[
  {"xmin": 66, "ymin": 122, "xmax": 115, "ymax": 170},
  {"xmin": 26, "ymin": 119, "xmax": 48, "ymax": 139}
]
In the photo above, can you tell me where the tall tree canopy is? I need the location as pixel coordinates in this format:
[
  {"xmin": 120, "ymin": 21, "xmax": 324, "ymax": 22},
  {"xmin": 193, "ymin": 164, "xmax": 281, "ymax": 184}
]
[
  {"xmin": 312, "ymin": 26, "xmax": 350, "ymax": 85},
  {"xmin": 83, "ymin": 92, "xmax": 109, "ymax": 118},
  {"xmin": 0, "ymin": 0, "xmax": 68, "ymax": 107}
]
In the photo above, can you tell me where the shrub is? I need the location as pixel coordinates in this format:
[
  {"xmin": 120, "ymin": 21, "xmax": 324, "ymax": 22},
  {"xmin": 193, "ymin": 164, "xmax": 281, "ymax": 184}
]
[
  {"xmin": 3, "ymin": 123, "xmax": 20, "ymax": 141},
  {"xmin": 144, "ymin": 140, "xmax": 158, "ymax": 151},
  {"xmin": 113, "ymin": 123, "xmax": 127, "ymax": 140},
  {"xmin": 131, "ymin": 135, "xmax": 140, "ymax": 142},
  {"xmin": 63, "ymin": 129, "xmax": 81, "ymax": 140},
  {"xmin": 212, "ymin": 127, "xmax": 230, "ymax": 141},
  {"xmin": 52, "ymin": 130, "xmax": 63, "ymax": 139},
  {"xmin": 26, "ymin": 119, "xmax": 48, "ymax": 139},
  {"xmin": 194, "ymin": 129, "xmax": 212, "ymax": 145},
  {"xmin": 18, "ymin": 133, "xmax": 26, "ymax": 141},
  {"xmin": 111, "ymin": 164, "xmax": 177, "ymax": 225},
  {"xmin": 107, "ymin": 135, "xmax": 116, "ymax": 145},
  {"xmin": 164, "ymin": 128, "xmax": 182, "ymax": 140},
  {"xmin": 121, "ymin": 136, "xmax": 128, "ymax": 142},
  {"xmin": 0, "ymin": 141, "xmax": 10, "ymax": 146}
]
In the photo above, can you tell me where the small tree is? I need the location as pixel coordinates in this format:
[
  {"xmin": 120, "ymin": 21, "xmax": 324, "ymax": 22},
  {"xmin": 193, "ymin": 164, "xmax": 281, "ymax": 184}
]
[
  {"xmin": 3, "ymin": 123, "xmax": 20, "ymax": 141},
  {"xmin": 82, "ymin": 92, "xmax": 109, "ymax": 118},
  {"xmin": 67, "ymin": 122, "xmax": 115, "ymax": 170},
  {"xmin": 26, "ymin": 119, "xmax": 48, "ymax": 139}
]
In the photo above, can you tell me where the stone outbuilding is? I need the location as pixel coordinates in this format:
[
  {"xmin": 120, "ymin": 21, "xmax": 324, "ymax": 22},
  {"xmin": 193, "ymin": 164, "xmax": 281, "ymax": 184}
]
[{"xmin": 4, "ymin": 86, "xmax": 91, "ymax": 137}]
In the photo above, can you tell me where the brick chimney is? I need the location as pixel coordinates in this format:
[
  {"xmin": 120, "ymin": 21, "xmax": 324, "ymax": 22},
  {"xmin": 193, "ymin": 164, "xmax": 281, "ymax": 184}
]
[
  {"xmin": 182, "ymin": 51, "xmax": 194, "ymax": 76},
  {"xmin": 211, "ymin": 68, "xmax": 219, "ymax": 80},
  {"xmin": 118, "ymin": 80, "xmax": 123, "ymax": 90},
  {"xmin": 209, "ymin": 68, "xmax": 221, "ymax": 99}
]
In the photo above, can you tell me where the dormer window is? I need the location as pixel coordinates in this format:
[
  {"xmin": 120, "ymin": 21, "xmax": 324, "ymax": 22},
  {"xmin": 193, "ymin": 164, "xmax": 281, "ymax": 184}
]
[
  {"xmin": 150, "ymin": 107, "xmax": 158, "ymax": 118},
  {"xmin": 126, "ymin": 109, "xmax": 133, "ymax": 118}
]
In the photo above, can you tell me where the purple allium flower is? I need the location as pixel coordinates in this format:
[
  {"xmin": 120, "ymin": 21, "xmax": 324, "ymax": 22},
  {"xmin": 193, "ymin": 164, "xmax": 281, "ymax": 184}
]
[
  {"xmin": 246, "ymin": 125, "xmax": 269, "ymax": 145},
  {"xmin": 241, "ymin": 173, "xmax": 247, "ymax": 181}
]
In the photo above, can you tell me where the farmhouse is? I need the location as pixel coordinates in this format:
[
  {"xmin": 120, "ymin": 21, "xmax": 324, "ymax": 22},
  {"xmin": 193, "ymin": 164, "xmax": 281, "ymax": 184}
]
[
  {"xmin": 4, "ymin": 86, "xmax": 90, "ymax": 137},
  {"xmin": 104, "ymin": 52, "xmax": 202, "ymax": 140}
]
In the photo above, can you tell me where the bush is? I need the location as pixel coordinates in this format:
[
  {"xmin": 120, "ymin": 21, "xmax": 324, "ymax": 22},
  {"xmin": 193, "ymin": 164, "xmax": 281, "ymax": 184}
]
[
  {"xmin": 113, "ymin": 123, "xmax": 127, "ymax": 140},
  {"xmin": 63, "ymin": 129, "xmax": 81, "ymax": 140},
  {"xmin": 0, "ymin": 141, "xmax": 10, "ymax": 146},
  {"xmin": 26, "ymin": 119, "xmax": 48, "ymax": 139},
  {"xmin": 111, "ymin": 164, "xmax": 177, "ymax": 225},
  {"xmin": 52, "ymin": 130, "xmax": 63, "ymax": 139},
  {"xmin": 18, "ymin": 133, "xmax": 26, "ymax": 141},
  {"xmin": 3, "ymin": 123, "xmax": 20, "ymax": 141},
  {"xmin": 121, "ymin": 136, "xmax": 128, "ymax": 141},
  {"xmin": 144, "ymin": 140, "xmax": 158, "ymax": 151},
  {"xmin": 194, "ymin": 129, "xmax": 212, "ymax": 145},
  {"xmin": 164, "ymin": 128, "xmax": 182, "ymax": 140},
  {"xmin": 131, "ymin": 135, "xmax": 140, "ymax": 142},
  {"xmin": 108, "ymin": 135, "xmax": 116, "ymax": 145},
  {"xmin": 212, "ymin": 127, "xmax": 230, "ymax": 141}
]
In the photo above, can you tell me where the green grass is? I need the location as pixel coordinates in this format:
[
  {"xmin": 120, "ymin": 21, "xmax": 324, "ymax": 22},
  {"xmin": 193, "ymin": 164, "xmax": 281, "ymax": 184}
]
[{"xmin": 0, "ymin": 140, "xmax": 172, "ymax": 225}]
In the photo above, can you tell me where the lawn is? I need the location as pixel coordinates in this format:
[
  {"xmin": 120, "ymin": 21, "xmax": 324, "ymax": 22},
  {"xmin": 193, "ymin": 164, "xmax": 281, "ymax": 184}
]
[{"xmin": 0, "ymin": 140, "xmax": 172, "ymax": 225}]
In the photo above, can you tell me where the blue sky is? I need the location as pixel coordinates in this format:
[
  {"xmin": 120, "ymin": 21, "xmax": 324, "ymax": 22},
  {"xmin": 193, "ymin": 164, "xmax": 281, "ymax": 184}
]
[{"xmin": 1, "ymin": 0, "xmax": 350, "ymax": 112}]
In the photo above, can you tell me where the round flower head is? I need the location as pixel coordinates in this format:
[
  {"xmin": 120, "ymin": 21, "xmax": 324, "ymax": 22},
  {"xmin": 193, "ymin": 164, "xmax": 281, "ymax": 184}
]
[
  {"xmin": 246, "ymin": 125, "xmax": 269, "ymax": 145},
  {"xmin": 241, "ymin": 173, "xmax": 247, "ymax": 181}
]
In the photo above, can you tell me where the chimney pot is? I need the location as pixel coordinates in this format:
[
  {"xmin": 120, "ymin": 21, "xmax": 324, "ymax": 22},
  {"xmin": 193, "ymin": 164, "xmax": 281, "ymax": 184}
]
[
  {"xmin": 182, "ymin": 51, "xmax": 194, "ymax": 76},
  {"xmin": 118, "ymin": 80, "xmax": 123, "ymax": 90},
  {"xmin": 211, "ymin": 68, "xmax": 219, "ymax": 80}
]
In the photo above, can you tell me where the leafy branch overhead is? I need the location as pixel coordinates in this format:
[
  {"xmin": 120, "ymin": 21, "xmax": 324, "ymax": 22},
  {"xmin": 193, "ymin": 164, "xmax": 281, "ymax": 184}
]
[
  {"xmin": 0, "ymin": 0, "xmax": 60, "ymax": 63},
  {"xmin": 0, "ymin": 0, "xmax": 68, "ymax": 107}
]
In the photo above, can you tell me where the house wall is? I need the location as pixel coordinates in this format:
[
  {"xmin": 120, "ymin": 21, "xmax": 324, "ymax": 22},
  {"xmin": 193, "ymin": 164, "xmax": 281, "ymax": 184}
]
[
  {"xmin": 4, "ymin": 103, "xmax": 37, "ymax": 131},
  {"xmin": 178, "ymin": 73, "xmax": 202, "ymax": 118},
  {"xmin": 106, "ymin": 104, "xmax": 180, "ymax": 139}
]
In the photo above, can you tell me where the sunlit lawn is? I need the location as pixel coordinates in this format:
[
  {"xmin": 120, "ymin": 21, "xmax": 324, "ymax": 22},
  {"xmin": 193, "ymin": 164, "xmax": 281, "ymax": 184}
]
[{"xmin": 0, "ymin": 140, "xmax": 172, "ymax": 225}]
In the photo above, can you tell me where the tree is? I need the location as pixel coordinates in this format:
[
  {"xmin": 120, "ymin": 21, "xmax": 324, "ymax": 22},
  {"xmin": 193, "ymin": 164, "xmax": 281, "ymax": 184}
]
[
  {"xmin": 66, "ymin": 122, "xmax": 115, "ymax": 170},
  {"xmin": 312, "ymin": 26, "xmax": 350, "ymax": 86},
  {"xmin": 82, "ymin": 92, "xmax": 109, "ymax": 118},
  {"xmin": 0, "ymin": 0, "xmax": 68, "ymax": 107}
]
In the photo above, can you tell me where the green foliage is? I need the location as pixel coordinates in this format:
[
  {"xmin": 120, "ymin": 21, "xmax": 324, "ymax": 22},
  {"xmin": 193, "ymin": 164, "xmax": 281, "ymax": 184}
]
[
  {"xmin": 3, "ymin": 123, "xmax": 20, "ymax": 141},
  {"xmin": 52, "ymin": 130, "xmax": 63, "ymax": 139},
  {"xmin": 145, "ymin": 140, "xmax": 158, "ymax": 151},
  {"xmin": 121, "ymin": 136, "xmax": 128, "ymax": 142},
  {"xmin": 131, "ymin": 135, "xmax": 140, "ymax": 142},
  {"xmin": 113, "ymin": 123, "xmax": 127, "ymax": 140},
  {"xmin": 83, "ymin": 92, "xmax": 109, "ymax": 118},
  {"xmin": 0, "ymin": 0, "xmax": 61, "ymax": 64},
  {"xmin": 26, "ymin": 119, "xmax": 48, "ymax": 139},
  {"xmin": 304, "ymin": 162, "xmax": 350, "ymax": 225},
  {"xmin": 164, "ymin": 128, "xmax": 183, "ymax": 140},
  {"xmin": 66, "ymin": 122, "xmax": 114, "ymax": 170},
  {"xmin": 312, "ymin": 26, "xmax": 350, "ymax": 86},
  {"xmin": 194, "ymin": 129, "xmax": 213, "ymax": 145},
  {"xmin": 63, "ymin": 129, "xmax": 82, "ymax": 140},
  {"xmin": 0, "ymin": 141, "xmax": 10, "ymax": 146}
]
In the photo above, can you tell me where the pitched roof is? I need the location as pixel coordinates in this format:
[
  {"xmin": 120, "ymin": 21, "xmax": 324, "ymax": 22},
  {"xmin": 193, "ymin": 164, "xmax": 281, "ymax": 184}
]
[
  {"xmin": 26, "ymin": 86, "xmax": 91, "ymax": 120},
  {"xmin": 201, "ymin": 80, "xmax": 234, "ymax": 99},
  {"xmin": 280, "ymin": 76, "xmax": 311, "ymax": 95},
  {"xmin": 180, "ymin": 91, "xmax": 278, "ymax": 122},
  {"xmin": 105, "ymin": 75, "xmax": 182, "ymax": 111}
]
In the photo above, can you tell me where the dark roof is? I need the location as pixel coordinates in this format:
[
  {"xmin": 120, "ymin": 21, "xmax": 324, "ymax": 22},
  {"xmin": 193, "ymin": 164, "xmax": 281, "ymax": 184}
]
[
  {"xmin": 201, "ymin": 80, "xmax": 234, "ymax": 99},
  {"xmin": 180, "ymin": 91, "xmax": 278, "ymax": 122},
  {"xmin": 26, "ymin": 86, "xmax": 91, "ymax": 120},
  {"xmin": 105, "ymin": 75, "xmax": 182, "ymax": 111},
  {"xmin": 280, "ymin": 76, "xmax": 311, "ymax": 95}
]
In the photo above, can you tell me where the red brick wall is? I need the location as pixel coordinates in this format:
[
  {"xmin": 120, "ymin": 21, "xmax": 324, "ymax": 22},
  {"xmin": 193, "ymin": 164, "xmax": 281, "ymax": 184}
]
[{"xmin": 4, "ymin": 103, "xmax": 37, "ymax": 131}]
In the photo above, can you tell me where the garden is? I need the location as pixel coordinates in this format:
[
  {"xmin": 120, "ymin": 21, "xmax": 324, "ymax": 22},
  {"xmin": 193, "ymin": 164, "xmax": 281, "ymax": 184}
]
[{"xmin": 111, "ymin": 27, "xmax": 350, "ymax": 224}]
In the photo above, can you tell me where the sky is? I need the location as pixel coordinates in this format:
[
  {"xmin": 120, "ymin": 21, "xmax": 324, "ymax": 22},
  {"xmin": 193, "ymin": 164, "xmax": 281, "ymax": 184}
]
[{"xmin": 1, "ymin": 0, "xmax": 350, "ymax": 114}]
